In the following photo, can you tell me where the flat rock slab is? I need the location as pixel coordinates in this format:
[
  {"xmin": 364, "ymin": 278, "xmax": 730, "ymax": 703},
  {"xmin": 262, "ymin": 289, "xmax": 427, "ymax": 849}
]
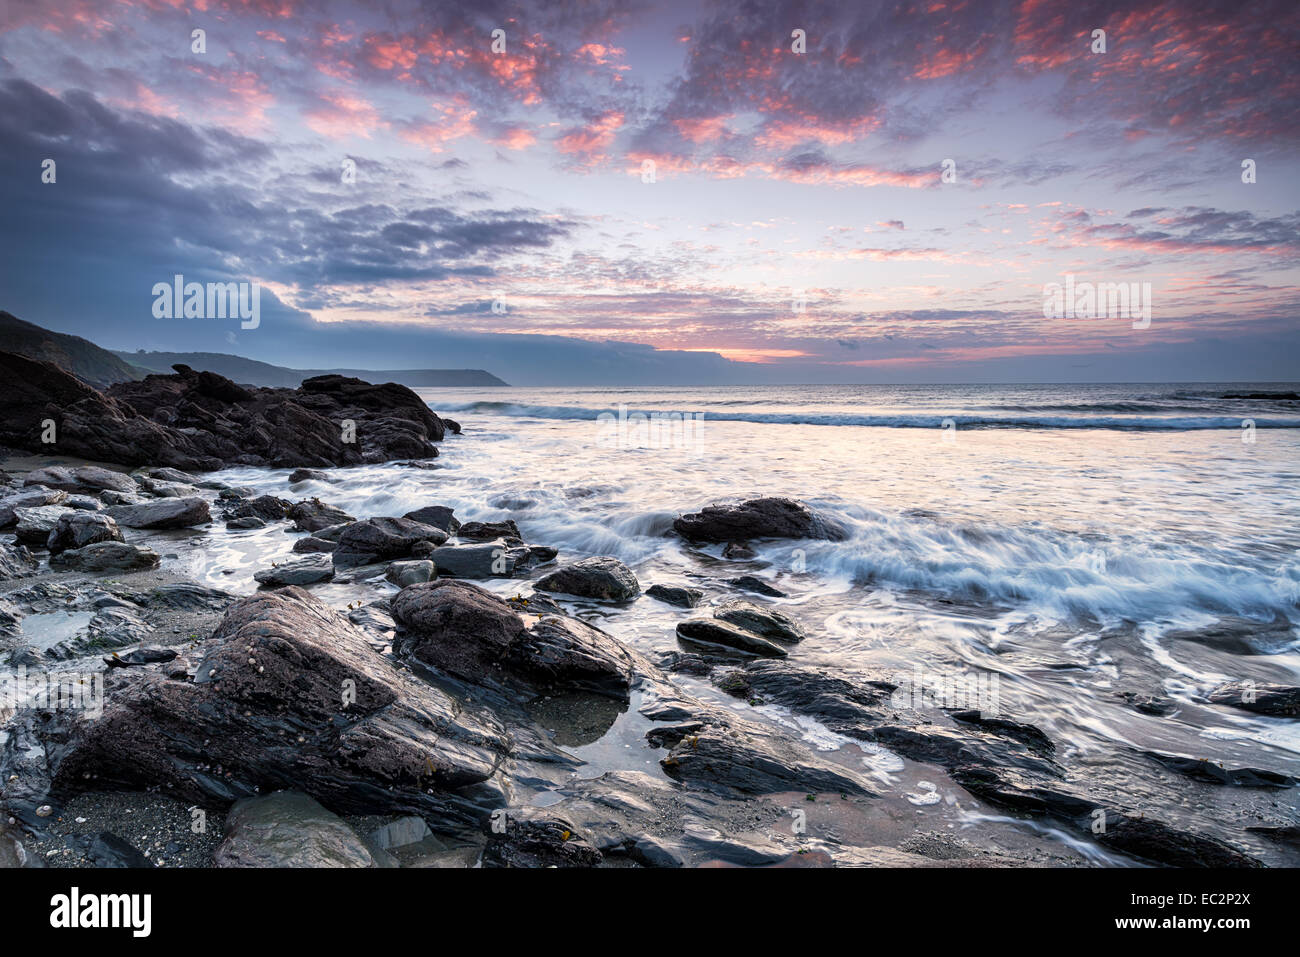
[{"xmin": 108, "ymin": 497, "xmax": 211, "ymax": 529}]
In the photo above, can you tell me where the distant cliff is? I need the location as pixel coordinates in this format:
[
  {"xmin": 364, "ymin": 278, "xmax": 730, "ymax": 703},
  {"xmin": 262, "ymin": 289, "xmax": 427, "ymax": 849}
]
[{"xmin": 116, "ymin": 350, "xmax": 509, "ymax": 388}]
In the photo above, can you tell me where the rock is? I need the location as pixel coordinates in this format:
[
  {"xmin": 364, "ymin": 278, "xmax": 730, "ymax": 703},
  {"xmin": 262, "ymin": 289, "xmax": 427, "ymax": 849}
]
[
  {"xmin": 108, "ymin": 497, "xmax": 210, "ymax": 529},
  {"xmin": 482, "ymin": 810, "xmax": 602, "ymax": 868},
  {"xmin": 46, "ymin": 512, "xmax": 122, "ymax": 554},
  {"xmin": 1141, "ymin": 751, "xmax": 1295, "ymax": 788},
  {"xmin": 713, "ymin": 598, "xmax": 805, "ymax": 643},
  {"xmin": 226, "ymin": 516, "xmax": 266, "ymax": 529},
  {"xmin": 533, "ymin": 556, "xmax": 640, "ymax": 601},
  {"xmin": 426, "ymin": 543, "xmax": 519, "ymax": 578},
  {"xmin": 139, "ymin": 582, "xmax": 236, "ymax": 610},
  {"xmin": 728, "ymin": 575, "xmax": 786, "ymax": 597},
  {"xmin": 289, "ymin": 499, "xmax": 355, "ymax": 532},
  {"xmin": 104, "ymin": 646, "xmax": 179, "ymax": 668},
  {"xmin": 0, "ymin": 542, "xmax": 39, "ymax": 581},
  {"xmin": 674, "ymin": 497, "xmax": 846, "ymax": 543},
  {"xmin": 288, "ymin": 468, "xmax": 331, "ymax": 484},
  {"xmin": 23, "ymin": 465, "xmax": 136, "ymax": 495},
  {"xmin": 0, "ymin": 351, "xmax": 457, "ymax": 469},
  {"xmin": 49, "ymin": 541, "xmax": 161, "ymax": 572},
  {"xmin": 652, "ymin": 721, "xmax": 873, "ymax": 797},
  {"xmin": 676, "ymin": 619, "xmax": 788, "ymax": 657},
  {"xmin": 13, "ymin": 505, "xmax": 73, "ymax": 546},
  {"xmin": 457, "ymin": 520, "xmax": 522, "ymax": 542},
  {"xmin": 51, "ymin": 587, "xmax": 515, "ymax": 826},
  {"xmin": 385, "ymin": 560, "xmax": 436, "ymax": 587},
  {"xmin": 80, "ymin": 832, "xmax": 153, "ymax": 868},
  {"xmin": 333, "ymin": 517, "xmax": 449, "ymax": 566},
  {"xmin": 403, "ymin": 505, "xmax": 460, "ymax": 533},
  {"xmin": 135, "ymin": 477, "xmax": 198, "ymax": 498},
  {"xmin": 0, "ymin": 487, "xmax": 68, "ymax": 526},
  {"xmin": 254, "ymin": 555, "xmax": 335, "ymax": 586},
  {"xmin": 214, "ymin": 793, "xmax": 377, "ymax": 868},
  {"xmin": 391, "ymin": 580, "xmax": 638, "ymax": 699},
  {"xmin": 223, "ymin": 494, "xmax": 292, "ymax": 522},
  {"xmin": 139, "ymin": 467, "xmax": 198, "ymax": 484},
  {"xmin": 646, "ymin": 584, "xmax": 703, "ymax": 607},
  {"xmin": 292, "ymin": 535, "xmax": 338, "ymax": 553},
  {"xmin": 63, "ymin": 494, "xmax": 102, "ymax": 510},
  {"xmin": 1209, "ymin": 682, "xmax": 1300, "ymax": 718},
  {"xmin": 722, "ymin": 542, "xmax": 756, "ymax": 559}
]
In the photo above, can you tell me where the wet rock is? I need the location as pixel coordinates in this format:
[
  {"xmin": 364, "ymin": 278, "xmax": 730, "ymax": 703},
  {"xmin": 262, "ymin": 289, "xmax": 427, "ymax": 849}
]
[
  {"xmin": 288, "ymin": 468, "xmax": 331, "ymax": 484},
  {"xmin": 714, "ymin": 598, "xmax": 805, "ymax": 643},
  {"xmin": 46, "ymin": 512, "xmax": 122, "ymax": 555},
  {"xmin": 226, "ymin": 516, "xmax": 266, "ymax": 530},
  {"xmin": 1095, "ymin": 813, "xmax": 1262, "ymax": 868},
  {"xmin": 527, "ymin": 545, "xmax": 558, "ymax": 565},
  {"xmin": 222, "ymin": 494, "xmax": 292, "ymax": 522},
  {"xmin": 654, "ymin": 721, "xmax": 873, "ymax": 797},
  {"xmin": 51, "ymin": 587, "xmax": 514, "ymax": 825},
  {"xmin": 534, "ymin": 556, "xmax": 640, "ymax": 601},
  {"xmin": 369, "ymin": 815, "xmax": 432, "ymax": 850},
  {"xmin": 289, "ymin": 499, "xmax": 355, "ymax": 533},
  {"xmin": 80, "ymin": 832, "xmax": 153, "ymax": 868},
  {"xmin": 392, "ymin": 580, "xmax": 638, "ymax": 699},
  {"xmin": 63, "ymin": 494, "xmax": 102, "ymax": 511},
  {"xmin": 333, "ymin": 517, "xmax": 449, "ymax": 566},
  {"xmin": 1141, "ymin": 751, "xmax": 1295, "ymax": 788},
  {"xmin": 108, "ymin": 497, "xmax": 210, "ymax": 529},
  {"xmin": 135, "ymin": 477, "xmax": 198, "ymax": 498},
  {"xmin": 386, "ymin": 560, "xmax": 436, "ymax": 587},
  {"xmin": 254, "ymin": 555, "xmax": 336, "ymax": 586},
  {"xmin": 674, "ymin": 497, "xmax": 846, "ymax": 543},
  {"xmin": 482, "ymin": 810, "xmax": 602, "ymax": 868},
  {"xmin": 458, "ymin": 520, "xmax": 522, "ymax": 543},
  {"xmin": 138, "ymin": 582, "xmax": 236, "ymax": 611},
  {"xmin": 721, "ymin": 542, "xmax": 756, "ymax": 559},
  {"xmin": 646, "ymin": 584, "xmax": 703, "ymax": 607},
  {"xmin": 139, "ymin": 467, "xmax": 198, "ymax": 485},
  {"xmin": 293, "ymin": 536, "xmax": 338, "ymax": 554},
  {"xmin": 676, "ymin": 618, "xmax": 788, "ymax": 657},
  {"xmin": 0, "ymin": 541, "xmax": 39, "ymax": 581},
  {"xmin": 426, "ymin": 542, "xmax": 520, "ymax": 578},
  {"xmin": 402, "ymin": 505, "xmax": 460, "ymax": 534},
  {"xmin": 24, "ymin": 465, "xmax": 136, "ymax": 495},
  {"xmin": 105, "ymin": 646, "xmax": 179, "ymax": 668},
  {"xmin": 728, "ymin": 575, "xmax": 786, "ymax": 597},
  {"xmin": 13, "ymin": 505, "xmax": 74, "ymax": 546},
  {"xmin": 0, "ymin": 487, "xmax": 68, "ymax": 526},
  {"xmin": 214, "ymin": 793, "xmax": 377, "ymax": 868},
  {"xmin": 49, "ymin": 541, "xmax": 161, "ymax": 572},
  {"xmin": 1208, "ymin": 682, "xmax": 1300, "ymax": 718}
]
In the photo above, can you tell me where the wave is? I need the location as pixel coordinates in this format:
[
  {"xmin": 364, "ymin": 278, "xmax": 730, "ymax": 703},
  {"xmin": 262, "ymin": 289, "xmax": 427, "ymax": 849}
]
[{"xmin": 434, "ymin": 401, "xmax": 1300, "ymax": 431}]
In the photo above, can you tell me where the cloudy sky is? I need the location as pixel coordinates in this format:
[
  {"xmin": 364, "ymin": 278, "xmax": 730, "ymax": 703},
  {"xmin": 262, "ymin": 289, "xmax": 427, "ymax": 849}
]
[{"xmin": 1, "ymin": 0, "xmax": 1297, "ymax": 385}]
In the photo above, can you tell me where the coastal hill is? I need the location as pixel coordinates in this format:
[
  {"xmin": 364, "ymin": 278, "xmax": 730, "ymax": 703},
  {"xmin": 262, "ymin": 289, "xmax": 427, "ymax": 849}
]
[
  {"xmin": 0, "ymin": 311, "xmax": 144, "ymax": 388},
  {"xmin": 117, "ymin": 350, "xmax": 509, "ymax": 388}
]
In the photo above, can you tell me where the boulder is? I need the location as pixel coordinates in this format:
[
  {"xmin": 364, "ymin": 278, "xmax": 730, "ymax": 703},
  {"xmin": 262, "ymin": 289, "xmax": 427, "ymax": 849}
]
[
  {"xmin": 214, "ymin": 793, "xmax": 378, "ymax": 868},
  {"xmin": 46, "ymin": 511, "xmax": 123, "ymax": 554},
  {"xmin": 457, "ymin": 520, "xmax": 522, "ymax": 543},
  {"xmin": 675, "ymin": 619, "xmax": 788, "ymax": 657},
  {"xmin": 385, "ymin": 560, "xmax": 436, "ymax": 587},
  {"xmin": 24, "ymin": 465, "xmax": 136, "ymax": 495},
  {"xmin": 533, "ymin": 556, "xmax": 640, "ymax": 601},
  {"xmin": 289, "ymin": 499, "xmax": 355, "ymax": 533},
  {"xmin": 49, "ymin": 541, "xmax": 160, "ymax": 572},
  {"xmin": 673, "ymin": 497, "xmax": 845, "ymax": 543},
  {"xmin": 425, "ymin": 543, "xmax": 520, "ymax": 578},
  {"xmin": 0, "ymin": 487, "xmax": 68, "ymax": 526},
  {"xmin": 254, "ymin": 555, "xmax": 336, "ymax": 586},
  {"xmin": 108, "ymin": 497, "xmax": 211, "ymax": 529},
  {"xmin": 13, "ymin": 505, "xmax": 74, "ymax": 546},
  {"xmin": 333, "ymin": 517, "xmax": 449, "ymax": 566},
  {"xmin": 714, "ymin": 598, "xmax": 806, "ymax": 643},
  {"xmin": 288, "ymin": 468, "xmax": 331, "ymax": 484},
  {"xmin": 403, "ymin": 505, "xmax": 460, "ymax": 533}
]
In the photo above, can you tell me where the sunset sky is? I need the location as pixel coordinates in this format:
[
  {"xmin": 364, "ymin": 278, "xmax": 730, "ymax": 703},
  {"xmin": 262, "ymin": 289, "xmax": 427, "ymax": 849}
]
[{"xmin": 1, "ymin": 0, "xmax": 1297, "ymax": 384}]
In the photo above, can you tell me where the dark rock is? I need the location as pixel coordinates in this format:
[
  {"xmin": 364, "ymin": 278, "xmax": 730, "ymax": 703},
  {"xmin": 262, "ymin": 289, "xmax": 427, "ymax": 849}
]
[
  {"xmin": 108, "ymin": 497, "xmax": 210, "ymax": 529},
  {"xmin": 333, "ymin": 517, "xmax": 449, "ymax": 566},
  {"xmin": 1208, "ymin": 682, "xmax": 1300, "ymax": 717},
  {"xmin": 24, "ymin": 466, "xmax": 136, "ymax": 495},
  {"xmin": 215, "ymin": 793, "xmax": 377, "ymax": 867},
  {"xmin": 1141, "ymin": 751, "xmax": 1295, "ymax": 788},
  {"xmin": 426, "ymin": 542, "xmax": 520, "ymax": 578},
  {"xmin": 293, "ymin": 535, "xmax": 338, "ymax": 554},
  {"xmin": 223, "ymin": 495, "xmax": 292, "ymax": 522},
  {"xmin": 0, "ymin": 541, "xmax": 39, "ymax": 581},
  {"xmin": 288, "ymin": 468, "xmax": 331, "ymax": 484},
  {"xmin": 289, "ymin": 498, "xmax": 355, "ymax": 532},
  {"xmin": 721, "ymin": 542, "xmax": 756, "ymax": 559},
  {"xmin": 105, "ymin": 646, "xmax": 180, "ymax": 668},
  {"xmin": 646, "ymin": 584, "xmax": 703, "ymax": 607},
  {"xmin": 674, "ymin": 497, "xmax": 846, "ymax": 543},
  {"xmin": 80, "ymin": 832, "xmax": 154, "ymax": 868},
  {"xmin": 226, "ymin": 516, "xmax": 266, "ymax": 530},
  {"xmin": 391, "ymin": 580, "xmax": 637, "ymax": 699},
  {"xmin": 385, "ymin": 560, "xmax": 436, "ymax": 587},
  {"xmin": 714, "ymin": 598, "xmax": 805, "ymax": 643},
  {"xmin": 534, "ymin": 556, "xmax": 640, "ymax": 601},
  {"xmin": 13, "ymin": 505, "xmax": 73, "ymax": 546},
  {"xmin": 46, "ymin": 512, "xmax": 122, "ymax": 554},
  {"xmin": 482, "ymin": 810, "xmax": 602, "ymax": 868},
  {"xmin": 676, "ymin": 619, "xmax": 788, "ymax": 657},
  {"xmin": 728, "ymin": 575, "xmax": 786, "ymax": 597},
  {"xmin": 0, "ymin": 487, "xmax": 68, "ymax": 526},
  {"xmin": 49, "ymin": 541, "xmax": 161, "ymax": 572},
  {"xmin": 254, "ymin": 555, "xmax": 336, "ymax": 586},
  {"xmin": 402, "ymin": 505, "xmax": 460, "ymax": 533},
  {"xmin": 457, "ymin": 520, "xmax": 522, "ymax": 542}
]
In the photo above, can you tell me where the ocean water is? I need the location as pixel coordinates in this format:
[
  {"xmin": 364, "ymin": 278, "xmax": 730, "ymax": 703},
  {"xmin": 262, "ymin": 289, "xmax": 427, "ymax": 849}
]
[{"xmin": 204, "ymin": 382, "xmax": 1300, "ymax": 845}]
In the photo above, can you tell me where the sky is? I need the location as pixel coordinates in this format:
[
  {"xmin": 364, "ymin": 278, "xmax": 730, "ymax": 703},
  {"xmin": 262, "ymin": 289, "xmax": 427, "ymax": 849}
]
[{"xmin": 1, "ymin": 0, "xmax": 1297, "ymax": 385}]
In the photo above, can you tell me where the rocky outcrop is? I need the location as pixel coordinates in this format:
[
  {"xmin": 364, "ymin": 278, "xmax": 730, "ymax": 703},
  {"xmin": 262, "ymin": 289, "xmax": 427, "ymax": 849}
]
[
  {"xmin": 0, "ymin": 352, "xmax": 456, "ymax": 470},
  {"xmin": 673, "ymin": 497, "xmax": 846, "ymax": 543}
]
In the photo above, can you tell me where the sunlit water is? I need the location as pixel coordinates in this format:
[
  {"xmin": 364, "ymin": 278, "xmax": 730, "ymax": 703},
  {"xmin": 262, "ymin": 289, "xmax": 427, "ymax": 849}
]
[{"xmin": 196, "ymin": 382, "xmax": 1300, "ymax": 827}]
